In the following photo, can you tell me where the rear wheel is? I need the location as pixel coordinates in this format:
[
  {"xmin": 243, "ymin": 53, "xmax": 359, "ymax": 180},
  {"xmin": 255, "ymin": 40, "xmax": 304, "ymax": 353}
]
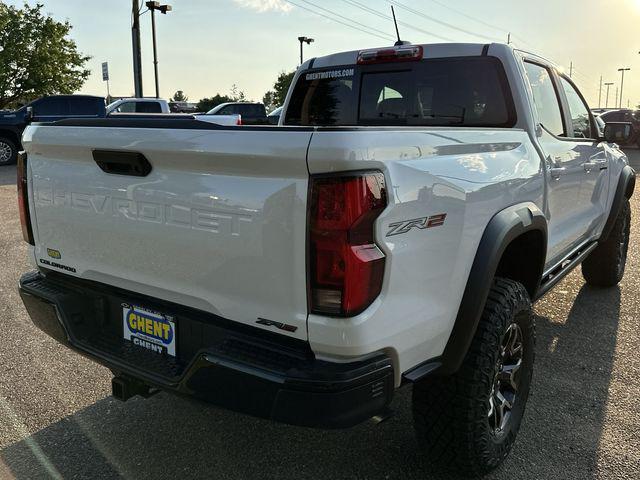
[
  {"xmin": 582, "ymin": 198, "xmax": 631, "ymax": 287},
  {"xmin": 0, "ymin": 137, "xmax": 17, "ymax": 166},
  {"xmin": 412, "ymin": 278, "xmax": 535, "ymax": 476}
]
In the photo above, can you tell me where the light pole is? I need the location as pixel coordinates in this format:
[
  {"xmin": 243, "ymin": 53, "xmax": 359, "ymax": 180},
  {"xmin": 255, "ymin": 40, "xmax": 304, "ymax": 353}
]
[
  {"xmin": 146, "ymin": 1, "xmax": 172, "ymax": 99},
  {"xmin": 605, "ymin": 82, "xmax": 614, "ymax": 108},
  {"xmin": 298, "ymin": 36, "xmax": 314, "ymax": 66},
  {"xmin": 618, "ymin": 67, "xmax": 630, "ymax": 109},
  {"xmin": 131, "ymin": 0, "xmax": 143, "ymax": 97}
]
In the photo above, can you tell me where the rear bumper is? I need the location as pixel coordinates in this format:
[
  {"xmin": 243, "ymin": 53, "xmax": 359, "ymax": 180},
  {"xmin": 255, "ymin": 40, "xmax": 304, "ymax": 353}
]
[{"xmin": 19, "ymin": 271, "xmax": 394, "ymax": 428}]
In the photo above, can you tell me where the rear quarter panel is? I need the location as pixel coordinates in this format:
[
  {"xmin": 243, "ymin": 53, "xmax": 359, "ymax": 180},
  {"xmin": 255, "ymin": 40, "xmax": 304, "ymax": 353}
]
[{"xmin": 306, "ymin": 128, "xmax": 544, "ymax": 381}]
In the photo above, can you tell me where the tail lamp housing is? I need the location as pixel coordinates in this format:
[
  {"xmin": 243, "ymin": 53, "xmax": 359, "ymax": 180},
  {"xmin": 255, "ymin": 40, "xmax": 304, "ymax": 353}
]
[
  {"xmin": 309, "ymin": 172, "xmax": 387, "ymax": 317},
  {"xmin": 17, "ymin": 151, "xmax": 34, "ymax": 245}
]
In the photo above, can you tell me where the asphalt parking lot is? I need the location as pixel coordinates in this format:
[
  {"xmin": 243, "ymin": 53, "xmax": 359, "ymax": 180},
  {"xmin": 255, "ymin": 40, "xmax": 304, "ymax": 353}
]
[{"xmin": 1, "ymin": 152, "xmax": 639, "ymax": 480}]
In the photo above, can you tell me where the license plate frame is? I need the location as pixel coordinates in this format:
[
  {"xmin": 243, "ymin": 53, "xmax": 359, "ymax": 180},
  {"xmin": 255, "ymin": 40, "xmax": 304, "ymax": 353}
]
[{"xmin": 122, "ymin": 303, "xmax": 177, "ymax": 357}]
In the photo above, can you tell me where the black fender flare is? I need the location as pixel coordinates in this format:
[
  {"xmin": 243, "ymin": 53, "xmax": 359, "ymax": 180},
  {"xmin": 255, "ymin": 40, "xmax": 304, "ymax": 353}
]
[
  {"xmin": 600, "ymin": 165, "xmax": 635, "ymax": 242},
  {"xmin": 403, "ymin": 202, "xmax": 547, "ymax": 382}
]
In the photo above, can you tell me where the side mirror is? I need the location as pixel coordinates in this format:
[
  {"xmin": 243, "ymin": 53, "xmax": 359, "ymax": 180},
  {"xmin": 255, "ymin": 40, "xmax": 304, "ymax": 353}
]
[
  {"xmin": 604, "ymin": 122, "xmax": 633, "ymax": 143},
  {"xmin": 24, "ymin": 106, "xmax": 33, "ymax": 123}
]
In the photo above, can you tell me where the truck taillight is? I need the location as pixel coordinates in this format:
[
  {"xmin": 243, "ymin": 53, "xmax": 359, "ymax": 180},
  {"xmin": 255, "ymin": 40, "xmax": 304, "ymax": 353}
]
[
  {"xmin": 309, "ymin": 172, "xmax": 387, "ymax": 316},
  {"xmin": 17, "ymin": 151, "xmax": 34, "ymax": 245},
  {"xmin": 236, "ymin": 115, "xmax": 242, "ymax": 126}
]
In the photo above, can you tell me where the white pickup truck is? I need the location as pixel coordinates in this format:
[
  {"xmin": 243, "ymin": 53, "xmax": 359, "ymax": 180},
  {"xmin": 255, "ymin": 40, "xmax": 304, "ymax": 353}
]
[{"xmin": 18, "ymin": 43, "xmax": 635, "ymax": 476}]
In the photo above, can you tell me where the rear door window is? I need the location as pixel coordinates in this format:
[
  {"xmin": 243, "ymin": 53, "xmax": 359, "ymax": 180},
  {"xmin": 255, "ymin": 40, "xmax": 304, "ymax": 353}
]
[
  {"xmin": 69, "ymin": 97, "xmax": 103, "ymax": 115},
  {"xmin": 285, "ymin": 58, "xmax": 515, "ymax": 127},
  {"xmin": 136, "ymin": 102, "xmax": 162, "ymax": 113}
]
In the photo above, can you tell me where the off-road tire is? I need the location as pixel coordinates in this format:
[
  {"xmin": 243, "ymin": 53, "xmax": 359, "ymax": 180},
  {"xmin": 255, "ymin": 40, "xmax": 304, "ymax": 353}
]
[
  {"xmin": 582, "ymin": 198, "xmax": 631, "ymax": 287},
  {"xmin": 412, "ymin": 278, "xmax": 535, "ymax": 477},
  {"xmin": 0, "ymin": 136, "xmax": 17, "ymax": 166}
]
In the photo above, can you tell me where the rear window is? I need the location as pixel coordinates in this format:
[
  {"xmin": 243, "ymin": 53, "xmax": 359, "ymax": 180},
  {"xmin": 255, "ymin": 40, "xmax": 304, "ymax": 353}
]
[
  {"xmin": 285, "ymin": 57, "xmax": 515, "ymax": 127},
  {"xmin": 237, "ymin": 104, "xmax": 265, "ymax": 116}
]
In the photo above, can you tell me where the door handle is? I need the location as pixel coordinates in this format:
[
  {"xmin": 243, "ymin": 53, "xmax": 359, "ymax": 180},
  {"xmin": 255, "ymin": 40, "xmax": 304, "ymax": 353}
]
[
  {"xmin": 549, "ymin": 167, "xmax": 566, "ymax": 179},
  {"xmin": 584, "ymin": 160, "xmax": 608, "ymax": 172}
]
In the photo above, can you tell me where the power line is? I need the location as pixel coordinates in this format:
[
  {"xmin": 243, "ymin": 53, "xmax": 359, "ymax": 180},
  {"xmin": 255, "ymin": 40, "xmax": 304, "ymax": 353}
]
[
  {"xmin": 340, "ymin": 0, "xmax": 455, "ymax": 43},
  {"xmin": 296, "ymin": 0, "xmax": 397, "ymax": 41},
  {"xmin": 284, "ymin": 0, "xmax": 395, "ymax": 42},
  {"xmin": 386, "ymin": 0, "xmax": 501, "ymax": 42},
  {"xmin": 424, "ymin": 0, "xmax": 509, "ymax": 35}
]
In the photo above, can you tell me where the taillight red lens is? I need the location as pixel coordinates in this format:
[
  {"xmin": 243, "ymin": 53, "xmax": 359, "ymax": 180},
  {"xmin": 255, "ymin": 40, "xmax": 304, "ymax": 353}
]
[
  {"xmin": 17, "ymin": 152, "xmax": 34, "ymax": 245},
  {"xmin": 309, "ymin": 172, "xmax": 387, "ymax": 316}
]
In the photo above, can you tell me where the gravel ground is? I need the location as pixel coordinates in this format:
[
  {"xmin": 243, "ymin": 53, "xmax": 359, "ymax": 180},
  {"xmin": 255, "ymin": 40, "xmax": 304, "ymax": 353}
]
[{"xmin": 0, "ymin": 152, "xmax": 639, "ymax": 479}]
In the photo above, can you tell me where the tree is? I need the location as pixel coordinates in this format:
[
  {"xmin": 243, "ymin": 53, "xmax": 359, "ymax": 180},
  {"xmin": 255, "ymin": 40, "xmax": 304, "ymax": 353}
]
[
  {"xmin": 230, "ymin": 84, "xmax": 246, "ymax": 102},
  {"xmin": 170, "ymin": 90, "xmax": 188, "ymax": 102},
  {"xmin": 196, "ymin": 94, "xmax": 234, "ymax": 112},
  {"xmin": 263, "ymin": 70, "xmax": 295, "ymax": 112},
  {"xmin": 0, "ymin": 3, "xmax": 90, "ymax": 109},
  {"xmin": 195, "ymin": 85, "xmax": 249, "ymax": 112}
]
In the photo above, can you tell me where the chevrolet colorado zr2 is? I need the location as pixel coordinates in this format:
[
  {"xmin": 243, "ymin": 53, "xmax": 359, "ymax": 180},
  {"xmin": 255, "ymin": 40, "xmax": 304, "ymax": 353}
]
[{"xmin": 17, "ymin": 42, "xmax": 635, "ymax": 476}]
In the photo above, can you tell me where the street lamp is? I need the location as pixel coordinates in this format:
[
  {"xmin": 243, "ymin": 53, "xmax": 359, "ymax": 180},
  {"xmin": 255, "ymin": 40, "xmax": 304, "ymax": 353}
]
[
  {"xmin": 604, "ymin": 82, "xmax": 614, "ymax": 108},
  {"xmin": 146, "ymin": 1, "xmax": 172, "ymax": 99},
  {"xmin": 618, "ymin": 67, "xmax": 630, "ymax": 109},
  {"xmin": 298, "ymin": 36, "xmax": 314, "ymax": 66}
]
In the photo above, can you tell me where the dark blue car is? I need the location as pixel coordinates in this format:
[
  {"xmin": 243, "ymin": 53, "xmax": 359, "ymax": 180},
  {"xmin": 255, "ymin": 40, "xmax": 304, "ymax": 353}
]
[{"xmin": 0, "ymin": 95, "xmax": 106, "ymax": 165}]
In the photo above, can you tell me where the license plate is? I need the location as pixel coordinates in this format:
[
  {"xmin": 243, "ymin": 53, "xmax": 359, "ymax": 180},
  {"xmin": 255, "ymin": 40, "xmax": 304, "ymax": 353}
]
[{"xmin": 122, "ymin": 303, "xmax": 176, "ymax": 356}]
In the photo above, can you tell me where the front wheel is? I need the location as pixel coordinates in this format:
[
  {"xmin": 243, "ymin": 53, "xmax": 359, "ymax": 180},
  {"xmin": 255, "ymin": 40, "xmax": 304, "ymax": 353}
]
[
  {"xmin": 582, "ymin": 198, "xmax": 631, "ymax": 287},
  {"xmin": 0, "ymin": 136, "xmax": 17, "ymax": 166},
  {"xmin": 412, "ymin": 278, "xmax": 535, "ymax": 476}
]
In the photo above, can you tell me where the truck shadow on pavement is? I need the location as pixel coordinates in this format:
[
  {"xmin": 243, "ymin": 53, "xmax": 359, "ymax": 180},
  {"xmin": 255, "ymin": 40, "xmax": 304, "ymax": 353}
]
[{"xmin": 0, "ymin": 283, "xmax": 622, "ymax": 480}]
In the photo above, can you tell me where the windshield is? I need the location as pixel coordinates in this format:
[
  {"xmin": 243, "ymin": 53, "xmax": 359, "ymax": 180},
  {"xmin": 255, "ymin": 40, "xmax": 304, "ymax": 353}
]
[{"xmin": 285, "ymin": 57, "xmax": 516, "ymax": 127}]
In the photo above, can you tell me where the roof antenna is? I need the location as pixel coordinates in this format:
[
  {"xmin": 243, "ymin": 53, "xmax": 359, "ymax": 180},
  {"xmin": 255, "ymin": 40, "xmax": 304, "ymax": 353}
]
[{"xmin": 390, "ymin": 6, "xmax": 405, "ymax": 46}]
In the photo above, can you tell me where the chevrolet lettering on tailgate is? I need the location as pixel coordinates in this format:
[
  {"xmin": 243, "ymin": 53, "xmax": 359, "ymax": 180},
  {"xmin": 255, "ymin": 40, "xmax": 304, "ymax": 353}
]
[{"xmin": 122, "ymin": 304, "xmax": 176, "ymax": 356}]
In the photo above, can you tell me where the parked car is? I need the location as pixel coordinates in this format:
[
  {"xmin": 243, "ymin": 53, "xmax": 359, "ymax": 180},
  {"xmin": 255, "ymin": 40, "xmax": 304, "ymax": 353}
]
[
  {"xmin": 169, "ymin": 101, "xmax": 198, "ymax": 113},
  {"xmin": 267, "ymin": 105, "xmax": 283, "ymax": 125},
  {"xmin": 0, "ymin": 94, "xmax": 105, "ymax": 165},
  {"xmin": 599, "ymin": 109, "xmax": 640, "ymax": 147},
  {"xmin": 17, "ymin": 43, "xmax": 635, "ymax": 476},
  {"xmin": 204, "ymin": 102, "xmax": 268, "ymax": 125},
  {"xmin": 107, "ymin": 98, "xmax": 170, "ymax": 114}
]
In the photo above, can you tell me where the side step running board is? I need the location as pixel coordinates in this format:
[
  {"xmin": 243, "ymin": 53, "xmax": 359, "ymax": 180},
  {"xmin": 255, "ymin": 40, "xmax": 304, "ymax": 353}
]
[{"xmin": 535, "ymin": 241, "xmax": 598, "ymax": 300}]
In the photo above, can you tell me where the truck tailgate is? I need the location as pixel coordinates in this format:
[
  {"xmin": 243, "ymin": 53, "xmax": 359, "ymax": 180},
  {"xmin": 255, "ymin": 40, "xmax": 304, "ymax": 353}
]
[{"xmin": 24, "ymin": 124, "xmax": 312, "ymax": 340}]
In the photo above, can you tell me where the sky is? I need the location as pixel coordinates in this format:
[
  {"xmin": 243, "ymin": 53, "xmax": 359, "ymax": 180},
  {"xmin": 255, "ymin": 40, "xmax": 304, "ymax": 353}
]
[{"xmin": 5, "ymin": 0, "xmax": 640, "ymax": 108}]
